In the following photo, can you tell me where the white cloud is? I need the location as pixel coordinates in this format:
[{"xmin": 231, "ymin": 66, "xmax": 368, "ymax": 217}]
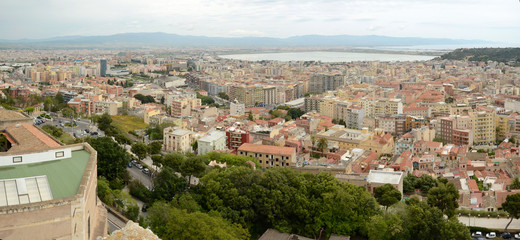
[{"xmin": 0, "ymin": 0, "xmax": 518, "ymax": 44}]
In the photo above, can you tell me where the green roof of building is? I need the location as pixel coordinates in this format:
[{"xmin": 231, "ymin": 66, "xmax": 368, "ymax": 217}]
[{"xmin": 0, "ymin": 150, "xmax": 90, "ymax": 199}]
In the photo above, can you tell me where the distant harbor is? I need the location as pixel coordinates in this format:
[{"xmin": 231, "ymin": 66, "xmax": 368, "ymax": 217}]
[{"xmin": 219, "ymin": 51, "xmax": 438, "ymax": 62}]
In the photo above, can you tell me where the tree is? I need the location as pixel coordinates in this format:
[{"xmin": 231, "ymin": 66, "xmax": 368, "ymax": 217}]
[
  {"xmin": 180, "ymin": 156, "xmax": 206, "ymax": 185},
  {"xmin": 97, "ymin": 113, "xmax": 113, "ymax": 133},
  {"xmin": 511, "ymin": 178, "xmax": 520, "ymax": 190},
  {"xmin": 317, "ymin": 138, "xmax": 328, "ymax": 156},
  {"xmin": 287, "ymin": 108, "xmax": 305, "ymax": 119},
  {"xmin": 146, "ymin": 201, "xmax": 250, "ymax": 240},
  {"xmin": 374, "ymin": 184, "xmax": 402, "ymax": 210},
  {"xmin": 191, "ymin": 141, "xmax": 198, "ymax": 152},
  {"xmin": 151, "ymin": 154, "xmax": 163, "ymax": 172},
  {"xmin": 403, "ymin": 173, "xmax": 418, "ymax": 195},
  {"xmin": 162, "ymin": 153, "xmax": 186, "ymax": 172},
  {"xmin": 25, "ymin": 106, "xmax": 34, "ymax": 115},
  {"xmin": 131, "ymin": 142, "xmax": 148, "ymax": 161},
  {"xmin": 427, "ymin": 182, "xmax": 459, "ymax": 218},
  {"xmin": 148, "ymin": 141, "xmax": 162, "ymax": 155},
  {"xmin": 502, "ymin": 193, "xmax": 520, "ymax": 231},
  {"xmin": 417, "ymin": 174, "xmax": 438, "ymax": 194},
  {"xmin": 248, "ymin": 111, "xmax": 254, "ymax": 121},
  {"xmin": 367, "ymin": 214, "xmax": 403, "ymax": 240},
  {"xmin": 88, "ymin": 137, "xmax": 129, "ymax": 182},
  {"xmin": 218, "ymin": 92, "xmax": 229, "ymax": 100},
  {"xmin": 153, "ymin": 167, "xmax": 187, "ymax": 201},
  {"xmin": 134, "ymin": 94, "xmax": 155, "ymax": 104}
]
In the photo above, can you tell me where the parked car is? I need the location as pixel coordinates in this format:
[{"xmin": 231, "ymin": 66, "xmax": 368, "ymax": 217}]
[
  {"xmin": 472, "ymin": 232, "xmax": 483, "ymax": 238},
  {"xmin": 486, "ymin": 232, "xmax": 496, "ymax": 239},
  {"xmin": 502, "ymin": 232, "xmax": 512, "ymax": 239},
  {"xmin": 143, "ymin": 168, "xmax": 150, "ymax": 175},
  {"xmin": 514, "ymin": 233, "xmax": 520, "ymax": 239},
  {"xmin": 135, "ymin": 163, "xmax": 143, "ymax": 170},
  {"xmin": 127, "ymin": 162, "xmax": 132, "ymax": 168},
  {"xmin": 84, "ymin": 129, "xmax": 90, "ymax": 133},
  {"xmin": 90, "ymin": 132, "xmax": 98, "ymax": 136},
  {"xmin": 131, "ymin": 160, "xmax": 137, "ymax": 165},
  {"xmin": 141, "ymin": 204, "xmax": 148, "ymax": 212}
]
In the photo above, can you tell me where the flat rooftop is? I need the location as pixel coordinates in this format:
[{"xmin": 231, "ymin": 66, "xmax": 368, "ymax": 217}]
[
  {"xmin": 367, "ymin": 170, "xmax": 404, "ymax": 185},
  {"xmin": 0, "ymin": 109, "xmax": 27, "ymax": 120},
  {"xmin": 0, "ymin": 150, "xmax": 90, "ymax": 202}
]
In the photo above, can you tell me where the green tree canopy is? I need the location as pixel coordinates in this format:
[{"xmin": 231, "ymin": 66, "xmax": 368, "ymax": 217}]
[
  {"xmin": 427, "ymin": 182, "xmax": 459, "ymax": 218},
  {"xmin": 502, "ymin": 193, "xmax": 520, "ymax": 231},
  {"xmin": 374, "ymin": 184, "xmax": 402, "ymax": 210},
  {"xmin": 146, "ymin": 201, "xmax": 250, "ymax": 240},
  {"xmin": 131, "ymin": 142, "xmax": 148, "ymax": 161},
  {"xmin": 149, "ymin": 141, "xmax": 163, "ymax": 155},
  {"xmin": 510, "ymin": 177, "xmax": 520, "ymax": 190},
  {"xmin": 153, "ymin": 167, "xmax": 187, "ymax": 201},
  {"xmin": 88, "ymin": 137, "xmax": 129, "ymax": 181}
]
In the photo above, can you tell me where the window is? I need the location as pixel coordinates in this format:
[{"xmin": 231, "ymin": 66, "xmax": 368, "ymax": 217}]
[
  {"xmin": 55, "ymin": 151, "xmax": 64, "ymax": 158},
  {"xmin": 13, "ymin": 156, "xmax": 22, "ymax": 163}
]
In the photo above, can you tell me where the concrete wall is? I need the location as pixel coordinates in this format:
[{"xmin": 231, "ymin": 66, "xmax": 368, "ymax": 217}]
[
  {"xmin": 0, "ymin": 143, "xmax": 106, "ymax": 240},
  {"xmin": 0, "ymin": 148, "xmax": 72, "ymax": 167}
]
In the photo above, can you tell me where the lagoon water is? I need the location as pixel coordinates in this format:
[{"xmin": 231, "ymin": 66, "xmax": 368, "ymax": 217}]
[{"xmin": 219, "ymin": 51, "xmax": 438, "ymax": 62}]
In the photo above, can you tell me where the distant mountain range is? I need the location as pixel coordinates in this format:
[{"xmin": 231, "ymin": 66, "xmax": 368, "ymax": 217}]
[{"xmin": 0, "ymin": 32, "xmax": 491, "ymax": 49}]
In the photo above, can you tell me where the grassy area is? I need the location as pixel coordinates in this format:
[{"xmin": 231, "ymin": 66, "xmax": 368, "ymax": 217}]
[
  {"xmin": 57, "ymin": 132, "xmax": 76, "ymax": 145},
  {"xmin": 111, "ymin": 115, "xmax": 148, "ymax": 133}
]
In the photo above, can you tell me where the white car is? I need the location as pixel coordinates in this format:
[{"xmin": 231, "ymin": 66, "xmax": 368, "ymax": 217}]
[
  {"xmin": 472, "ymin": 232, "xmax": 483, "ymax": 237},
  {"xmin": 514, "ymin": 233, "xmax": 520, "ymax": 239},
  {"xmin": 486, "ymin": 232, "xmax": 496, "ymax": 239}
]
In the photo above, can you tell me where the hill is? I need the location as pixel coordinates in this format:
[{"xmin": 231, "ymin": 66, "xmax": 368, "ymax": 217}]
[
  {"xmin": 0, "ymin": 32, "xmax": 489, "ymax": 49},
  {"xmin": 440, "ymin": 48, "xmax": 520, "ymax": 64}
]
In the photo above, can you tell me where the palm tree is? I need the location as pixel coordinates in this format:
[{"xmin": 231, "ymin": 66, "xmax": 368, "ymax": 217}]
[{"xmin": 317, "ymin": 138, "xmax": 328, "ymax": 157}]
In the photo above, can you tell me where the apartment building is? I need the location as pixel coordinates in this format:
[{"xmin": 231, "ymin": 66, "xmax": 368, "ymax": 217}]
[
  {"xmin": 197, "ymin": 130, "xmax": 227, "ymax": 155},
  {"xmin": 163, "ymin": 127, "xmax": 193, "ymax": 153},
  {"xmin": 94, "ymin": 101, "xmax": 121, "ymax": 115},
  {"xmin": 230, "ymin": 101, "xmax": 245, "ymax": 116},
  {"xmin": 238, "ymin": 143, "xmax": 296, "ymax": 169},
  {"xmin": 471, "ymin": 107, "xmax": 496, "ymax": 146},
  {"xmin": 68, "ymin": 98, "xmax": 94, "ymax": 115},
  {"xmin": 360, "ymin": 98, "xmax": 403, "ymax": 117},
  {"xmin": 308, "ymin": 73, "xmax": 346, "ymax": 94},
  {"xmin": 171, "ymin": 97, "xmax": 201, "ymax": 117},
  {"xmin": 226, "ymin": 126, "xmax": 252, "ymax": 153}
]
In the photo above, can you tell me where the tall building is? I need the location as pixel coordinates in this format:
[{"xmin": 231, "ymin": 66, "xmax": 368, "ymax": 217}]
[
  {"xmin": 308, "ymin": 74, "xmax": 346, "ymax": 94},
  {"xmin": 471, "ymin": 107, "xmax": 496, "ymax": 146},
  {"xmin": 100, "ymin": 59, "xmax": 107, "ymax": 77}
]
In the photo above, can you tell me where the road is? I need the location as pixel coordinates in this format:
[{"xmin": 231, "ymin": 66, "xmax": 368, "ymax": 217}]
[
  {"xmin": 127, "ymin": 165, "xmax": 153, "ymax": 189},
  {"xmin": 107, "ymin": 210, "xmax": 126, "ymax": 234},
  {"xmin": 459, "ymin": 216, "xmax": 520, "ymax": 231},
  {"xmin": 39, "ymin": 116, "xmax": 104, "ymax": 138}
]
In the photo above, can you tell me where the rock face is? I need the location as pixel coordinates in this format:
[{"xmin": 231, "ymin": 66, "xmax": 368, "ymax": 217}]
[{"xmin": 98, "ymin": 221, "xmax": 161, "ymax": 240}]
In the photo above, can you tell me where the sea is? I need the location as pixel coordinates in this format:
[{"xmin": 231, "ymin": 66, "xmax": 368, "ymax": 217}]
[
  {"xmin": 219, "ymin": 43, "xmax": 518, "ymax": 62},
  {"xmin": 219, "ymin": 51, "xmax": 437, "ymax": 62}
]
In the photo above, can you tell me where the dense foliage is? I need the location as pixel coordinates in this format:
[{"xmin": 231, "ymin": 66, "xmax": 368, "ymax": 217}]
[
  {"xmin": 134, "ymin": 94, "xmax": 156, "ymax": 103},
  {"xmin": 440, "ymin": 48, "xmax": 520, "ymax": 64},
  {"xmin": 87, "ymin": 137, "xmax": 129, "ymax": 182},
  {"xmin": 145, "ymin": 201, "xmax": 250, "ymax": 240},
  {"xmin": 198, "ymin": 167, "xmax": 379, "ymax": 238}
]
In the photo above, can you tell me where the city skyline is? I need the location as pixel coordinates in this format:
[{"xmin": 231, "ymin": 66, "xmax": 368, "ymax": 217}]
[{"xmin": 1, "ymin": 0, "xmax": 520, "ymax": 44}]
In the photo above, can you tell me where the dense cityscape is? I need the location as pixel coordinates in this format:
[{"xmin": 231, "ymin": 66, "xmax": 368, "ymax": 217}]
[
  {"xmin": 1, "ymin": 0, "xmax": 520, "ymax": 239},
  {"xmin": 0, "ymin": 46, "xmax": 519, "ymax": 240}
]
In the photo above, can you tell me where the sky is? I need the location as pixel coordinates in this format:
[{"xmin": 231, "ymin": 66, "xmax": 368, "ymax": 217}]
[{"xmin": 1, "ymin": 0, "xmax": 520, "ymax": 44}]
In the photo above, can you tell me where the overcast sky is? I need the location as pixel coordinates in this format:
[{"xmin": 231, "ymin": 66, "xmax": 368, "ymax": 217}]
[{"xmin": 1, "ymin": 0, "xmax": 519, "ymax": 44}]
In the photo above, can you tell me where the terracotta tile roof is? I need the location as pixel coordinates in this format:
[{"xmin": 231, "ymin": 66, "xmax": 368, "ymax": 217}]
[
  {"xmin": 6, "ymin": 123, "xmax": 61, "ymax": 152},
  {"xmin": 238, "ymin": 143, "xmax": 295, "ymax": 156},
  {"xmin": 467, "ymin": 179, "xmax": 480, "ymax": 192}
]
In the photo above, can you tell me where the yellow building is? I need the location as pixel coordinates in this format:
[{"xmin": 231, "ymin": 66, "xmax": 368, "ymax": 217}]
[
  {"xmin": 471, "ymin": 107, "xmax": 496, "ymax": 146},
  {"xmin": 360, "ymin": 98, "xmax": 403, "ymax": 117},
  {"xmin": 238, "ymin": 143, "xmax": 296, "ymax": 169},
  {"xmin": 318, "ymin": 98, "xmax": 337, "ymax": 118},
  {"xmin": 315, "ymin": 127, "xmax": 394, "ymax": 155},
  {"xmin": 496, "ymin": 113, "xmax": 511, "ymax": 141}
]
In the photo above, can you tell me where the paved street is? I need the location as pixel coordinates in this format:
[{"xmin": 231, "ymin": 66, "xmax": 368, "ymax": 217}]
[
  {"xmin": 459, "ymin": 216, "xmax": 520, "ymax": 231},
  {"xmin": 107, "ymin": 210, "xmax": 126, "ymax": 234},
  {"xmin": 127, "ymin": 165, "xmax": 153, "ymax": 189},
  {"xmin": 39, "ymin": 116, "xmax": 104, "ymax": 138}
]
